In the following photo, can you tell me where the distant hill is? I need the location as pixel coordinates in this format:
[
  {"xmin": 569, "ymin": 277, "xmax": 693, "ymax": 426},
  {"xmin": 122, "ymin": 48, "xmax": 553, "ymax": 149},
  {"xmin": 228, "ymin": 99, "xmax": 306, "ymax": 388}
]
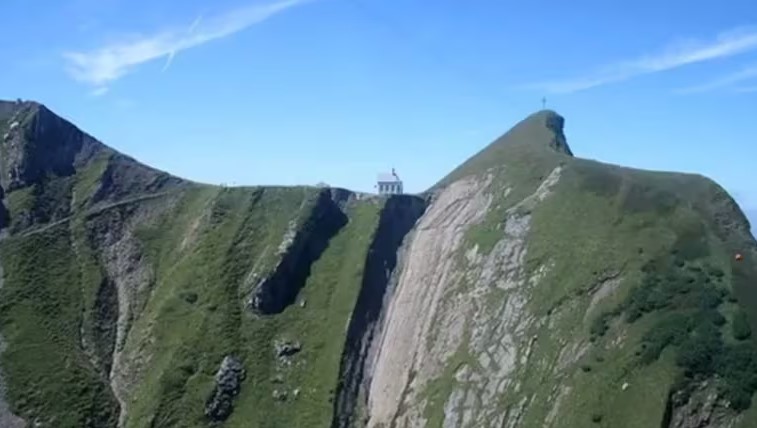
[{"xmin": 1, "ymin": 101, "xmax": 756, "ymax": 428}]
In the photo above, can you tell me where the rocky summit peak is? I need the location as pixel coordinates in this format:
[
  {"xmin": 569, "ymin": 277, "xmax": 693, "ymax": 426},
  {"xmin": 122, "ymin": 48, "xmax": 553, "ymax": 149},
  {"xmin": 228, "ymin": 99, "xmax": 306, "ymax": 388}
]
[
  {"xmin": 0, "ymin": 100, "xmax": 109, "ymax": 192},
  {"xmin": 516, "ymin": 109, "xmax": 573, "ymax": 156},
  {"xmin": 429, "ymin": 109, "xmax": 574, "ymax": 191}
]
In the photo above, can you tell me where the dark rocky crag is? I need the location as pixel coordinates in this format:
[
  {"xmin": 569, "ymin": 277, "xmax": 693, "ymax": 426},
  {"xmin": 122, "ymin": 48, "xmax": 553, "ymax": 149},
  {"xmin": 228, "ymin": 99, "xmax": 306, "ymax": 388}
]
[
  {"xmin": 205, "ymin": 356, "xmax": 247, "ymax": 422},
  {"xmin": 1, "ymin": 102, "xmax": 104, "ymax": 192}
]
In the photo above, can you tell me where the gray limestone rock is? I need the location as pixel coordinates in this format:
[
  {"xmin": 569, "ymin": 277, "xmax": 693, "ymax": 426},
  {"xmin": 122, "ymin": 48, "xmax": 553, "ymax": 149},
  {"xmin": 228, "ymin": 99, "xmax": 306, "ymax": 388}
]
[
  {"xmin": 275, "ymin": 340, "xmax": 302, "ymax": 359},
  {"xmin": 204, "ymin": 356, "xmax": 246, "ymax": 422}
]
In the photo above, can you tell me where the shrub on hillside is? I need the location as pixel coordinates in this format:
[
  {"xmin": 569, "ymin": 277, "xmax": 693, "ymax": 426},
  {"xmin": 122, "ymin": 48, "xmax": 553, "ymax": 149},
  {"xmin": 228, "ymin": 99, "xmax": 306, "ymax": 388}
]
[
  {"xmin": 732, "ymin": 309, "xmax": 752, "ymax": 341},
  {"xmin": 602, "ymin": 247, "xmax": 757, "ymax": 411},
  {"xmin": 675, "ymin": 323, "xmax": 722, "ymax": 376},
  {"xmin": 716, "ymin": 343, "xmax": 757, "ymax": 410}
]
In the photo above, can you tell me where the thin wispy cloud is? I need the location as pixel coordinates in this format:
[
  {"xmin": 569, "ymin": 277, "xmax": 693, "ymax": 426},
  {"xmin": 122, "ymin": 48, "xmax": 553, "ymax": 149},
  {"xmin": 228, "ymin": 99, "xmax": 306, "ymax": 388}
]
[
  {"xmin": 527, "ymin": 27, "xmax": 757, "ymax": 94},
  {"xmin": 188, "ymin": 14, "xmax": 204, "ymax": 34},
  {"xmin": 63, "ymin": 0, "xmax": 311, "ymax": 92},
  {"xmin": 161, "ymin": 51, "xmax": 177, "ymax": 73},
  {"xmin": 675, "ymin": 65, "xmax": 757, "ymax": 93},
  {"xmin": 161, "ymin": 15, "xmax": 204, "ymax": 73},
  {"xmin": 90, "ymin": 87, "xmax": 110, "ymax": 97}
]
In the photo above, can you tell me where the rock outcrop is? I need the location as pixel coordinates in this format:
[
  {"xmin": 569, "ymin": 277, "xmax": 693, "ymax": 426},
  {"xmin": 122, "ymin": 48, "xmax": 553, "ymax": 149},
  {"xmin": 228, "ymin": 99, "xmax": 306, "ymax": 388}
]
[
  {"xmin": 0, "ymin": 102, "xmax": 106, "ymax": 192},
  {"xmin": 205, "ymin": 356, "xmax": 247, "ymax": 422},
  {"xmin": 665, "ymin": 380, "xmax": 740, "ymax": 428},
  {"xmin": 0, "ymin": 186, "xmax": 8, "ymax": 231},
  {"xmin": 366, "ymin": 166, "xmax": 564, "ymax": 427},
  {"xmin": 275, "ymin": 339, "xmax": 302, "ymax": 360}
]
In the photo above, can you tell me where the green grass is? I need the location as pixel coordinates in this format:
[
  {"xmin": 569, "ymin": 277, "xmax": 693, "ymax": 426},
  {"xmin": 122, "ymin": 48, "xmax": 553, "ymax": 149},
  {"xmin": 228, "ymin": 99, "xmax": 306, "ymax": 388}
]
[
  {"xmin": 4, "ymin": 174, "xmax": 75, "ymax": 232},
  {"xmin": 449, "ymin": 141, "xmax": 757, "ymax": 426},
  {"xmin": 5, "ymin": 187, "xmax": 34, "ymax": 222},
  {"xmin": 2, "ymin": 104, "xmax": 757, "ymax": 428},
  {"xmin": 227, "ymin": 199, "xmax": 382, "ymax": 427},
  {"xmin": 123, "ymin": 186, "xmax": 302, "ymax": 427},
  {"xmin": 520, "ymin": 161, "xmax": 699, "ymax": 337},
  {"xmin": 0, "ymin": 225, "xmax": 119, "ymax": 427},
  {"xmin": 118, "ymin": 187, "xmax": 384, "ymax": 428},
  {"xmin": 732, "ymin": 309, "xmax": 752, "ymax": 340},
  {"xmin": 0, "ymin": 181, "xmax": 388, "ymax": 428},
  {"xmin": 431, "ymin": 110, "xmax": 571, "ymax": 191},
  {"xmin": 511, "ymin": 160, "xmax": 671, "ymax": 426},
  {"xmin": 462, "ymin": 142, "xmax": 564, "ymax": 256},
  {"xmin": 588, "ymin": 220, "xmax": 757, "ymax": 411},
  {"xmin": 72, "ymin": 153, "xmax": 112, "ymax": 210},
  {"xmin": 423, "ymin": 142, "xmax": 676, "ymax": 426}
]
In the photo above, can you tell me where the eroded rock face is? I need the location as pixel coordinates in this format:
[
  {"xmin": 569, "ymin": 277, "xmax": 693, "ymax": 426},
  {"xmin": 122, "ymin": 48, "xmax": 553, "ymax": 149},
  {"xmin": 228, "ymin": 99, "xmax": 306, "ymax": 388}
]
[
  {"xmin": 331, "ymin": 195, "xmax": 427, "ymax": 428},
  {"xmin": 0, "ymin": 186, "xmax": 8, "ymax": 231},
  {"xmin": 666, "ymin": 380, "xmax": 739, "ymax": 428},
  {"xmin": 543, "ymin": 111, "xmax": 573, "ymax": 156},
  {"xmin": 275, "ymin": 340, "xmax": 302, "ymax": 359},
  {"xmin": 366, "ymin": 174, "xmax": 495, "ymax": 426},
  {"xmin": 366, "ymin": 167, "xmax": 564, "ymax": 428},
  {"xmin": 205, "ymin": 356, "xmax": 247, "ymax": 422},
  {"xmin": 1, "ymin": 103, "xmax": 107, "ymax": 192},
  {"xmin": 79, "ymin": 191, "xmax": 183, "ymax": 428}
]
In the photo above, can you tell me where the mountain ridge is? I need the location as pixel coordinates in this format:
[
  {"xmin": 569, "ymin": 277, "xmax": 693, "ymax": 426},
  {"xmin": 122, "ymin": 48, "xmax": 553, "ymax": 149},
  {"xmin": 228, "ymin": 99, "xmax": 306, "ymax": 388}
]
[{"xmin": 0, "ymin": 99, "xmax": 756, "ymax": 428}]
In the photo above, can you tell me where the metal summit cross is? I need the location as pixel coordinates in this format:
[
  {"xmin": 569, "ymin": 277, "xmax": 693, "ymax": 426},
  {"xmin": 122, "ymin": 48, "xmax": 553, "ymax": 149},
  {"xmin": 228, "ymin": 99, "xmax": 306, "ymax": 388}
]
[{"xmin": 542, "ymin": 97, "xmax": 547, "ymax": 109}]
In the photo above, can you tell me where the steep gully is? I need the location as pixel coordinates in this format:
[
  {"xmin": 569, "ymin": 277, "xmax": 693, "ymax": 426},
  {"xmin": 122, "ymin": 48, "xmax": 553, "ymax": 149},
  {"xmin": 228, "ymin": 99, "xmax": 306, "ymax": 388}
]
[
  {"xmin": 249, "ymin": 189, "xmax": 353, "ymax": 314},
  {"xmin": 82, "ymin": 193, "xmax": 179, "ymax": 428},
  {"xmin": 332, "ymin": 195, "xmax": 427, "ymax": 428},
  {"xmin": 210, "ymin": 189, "xmax": 428, "ymax": 423},
  {"xmin": 232, "ymin": 189, "xmax": 429, "ymax": 426}
]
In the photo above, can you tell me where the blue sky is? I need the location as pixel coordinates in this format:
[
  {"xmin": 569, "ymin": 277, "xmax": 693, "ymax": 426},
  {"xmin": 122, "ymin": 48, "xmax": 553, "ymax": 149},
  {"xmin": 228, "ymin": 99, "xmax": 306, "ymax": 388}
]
[{"xmin": 0, "ymin": 0, "xmax": 756, "ymax": 227}]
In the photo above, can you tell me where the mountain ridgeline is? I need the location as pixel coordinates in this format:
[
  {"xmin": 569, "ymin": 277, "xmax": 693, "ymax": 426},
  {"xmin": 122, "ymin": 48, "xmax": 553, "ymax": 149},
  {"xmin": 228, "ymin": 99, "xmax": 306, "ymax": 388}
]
[{"xmin": 0, "ymin": 99, "xmax": 756, "ymax": 428}]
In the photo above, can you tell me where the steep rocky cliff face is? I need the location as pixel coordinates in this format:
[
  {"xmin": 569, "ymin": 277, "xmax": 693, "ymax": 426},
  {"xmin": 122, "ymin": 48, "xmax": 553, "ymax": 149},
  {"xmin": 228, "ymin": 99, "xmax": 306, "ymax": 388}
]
[
  {"xmin": 0, "ymin": 101, "xmax": 756, "ymax": 428},
  {"xmin": 332, "ymin": 195, "xmax": 427, "ymax": 428}
]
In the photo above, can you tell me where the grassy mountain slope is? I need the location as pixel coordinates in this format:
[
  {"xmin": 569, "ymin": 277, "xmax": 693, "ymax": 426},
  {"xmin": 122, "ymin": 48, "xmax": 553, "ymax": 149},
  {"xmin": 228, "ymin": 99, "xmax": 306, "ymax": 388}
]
[
  {"xmin": 0, "ymin": 101, "xmax": 427, "ymax": 428},
  {"xmin": 365, "ymin": 110, "xmax": 757, "ymax": 428},
  {"xmin": 1, "ymin": 101, "xmax": 756, "ymax": 428}
]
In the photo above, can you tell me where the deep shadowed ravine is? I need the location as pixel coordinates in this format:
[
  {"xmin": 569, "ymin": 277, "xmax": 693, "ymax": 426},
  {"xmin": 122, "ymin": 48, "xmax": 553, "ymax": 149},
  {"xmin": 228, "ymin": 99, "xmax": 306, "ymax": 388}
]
[{"xmin": 331, "ymin": 195, "xmax": 426, "ymax": 428}]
